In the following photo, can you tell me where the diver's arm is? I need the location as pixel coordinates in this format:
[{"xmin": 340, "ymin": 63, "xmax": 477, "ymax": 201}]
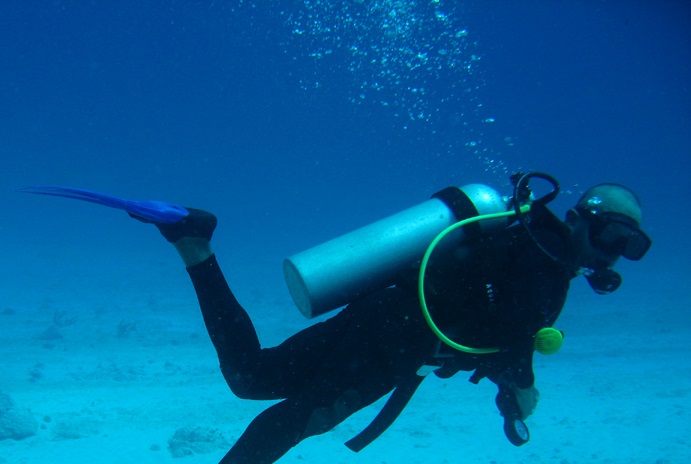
[{"xmin": 494, "ymin": 235, "xmax": 570, "ymax": 401}]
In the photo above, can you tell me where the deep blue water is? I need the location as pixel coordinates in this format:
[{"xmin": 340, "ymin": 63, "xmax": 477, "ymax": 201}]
[
  {"xmin": 1, "ymin": 1, "xmax": 690, "ymax": 460},
  {"xmin": 3, "ymin": 1, "xmax": 689, "ymax": 270}
]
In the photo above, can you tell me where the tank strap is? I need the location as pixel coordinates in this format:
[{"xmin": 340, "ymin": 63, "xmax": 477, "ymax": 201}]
[
  {"xmin": 432, "ymin": 187, "xmax": 483, "ymax": 238},
  {"xmin": 344, "ymin": 374, "xmax": 426, "ymax": 452}
]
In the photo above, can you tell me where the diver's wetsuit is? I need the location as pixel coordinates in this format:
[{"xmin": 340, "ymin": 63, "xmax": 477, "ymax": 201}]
[{"xmin": 187, "ymin": 209, "xmax": 573, "ymax": 464}]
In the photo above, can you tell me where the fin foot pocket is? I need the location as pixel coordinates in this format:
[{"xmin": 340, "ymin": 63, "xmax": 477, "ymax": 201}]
[{"xmin": 132, "ymin": 208, "xmax": 217, "ymax": 243}]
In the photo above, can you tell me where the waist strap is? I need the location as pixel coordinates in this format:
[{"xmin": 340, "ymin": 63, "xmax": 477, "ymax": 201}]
[{"xmin": 345, "ymin": 374, "xmax": 426, "ymax": 452}]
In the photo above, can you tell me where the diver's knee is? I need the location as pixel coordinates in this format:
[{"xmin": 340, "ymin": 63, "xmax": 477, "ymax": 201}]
[
  {"xmin": 223, "ymin": 373, "xmax": 257, "ymax": 400},
  {"xmin": 304, "ymin": 390, "xmax": 362, "ymax": 437},
  {"xmin": 220, "ymin": 365, "xmax": 260, "ymax": 400}
]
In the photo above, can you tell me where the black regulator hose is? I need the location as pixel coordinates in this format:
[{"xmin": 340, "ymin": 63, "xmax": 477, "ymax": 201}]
[
  {"xmin": 512, "ymin": 171, "xmax": 560, "ymax": 217},
  {"xmin": 512, "ymin": 172, "xmax": 563, "ymax": 265}
]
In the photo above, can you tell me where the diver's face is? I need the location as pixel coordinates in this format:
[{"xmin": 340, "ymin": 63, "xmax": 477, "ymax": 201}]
[
  {"xmin": 566, "ymin": 195, "xmax": 651, "ymax": 295},
  {"xmin": 568, "ymin": 211, "xmax": 620, "ymax": 272},
  {"xmin": 569, "ymin": 213, "xmax": 625, "ymax": 294}
]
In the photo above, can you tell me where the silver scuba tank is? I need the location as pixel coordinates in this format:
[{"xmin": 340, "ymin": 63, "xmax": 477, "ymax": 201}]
[{"xmin": 283, "ymin": 184, "xmax": 510, "ymax": 319}]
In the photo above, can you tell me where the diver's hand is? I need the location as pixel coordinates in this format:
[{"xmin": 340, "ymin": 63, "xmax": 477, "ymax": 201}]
[
  {"xmin": 512, "ymin": 385, "xmax": 540, "ymax": 420},
  {"xmin": 495, "ymin": 383, "xmax": 534, "ymax": 446}
]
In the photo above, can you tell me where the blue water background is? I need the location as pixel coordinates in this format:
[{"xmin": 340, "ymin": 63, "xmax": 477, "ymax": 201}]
[
  {"xmin": 1, "ymin": 0, "xmax": 690, "ymax": 459},
  {"xmin": 3, "ymin": 1, "xmax": 689, "ymax": 277}
]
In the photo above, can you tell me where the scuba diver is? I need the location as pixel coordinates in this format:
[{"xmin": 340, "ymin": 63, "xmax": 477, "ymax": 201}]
[{"xmin": 20, "ymin": 172, "xmax": 651, "ymax": 464}]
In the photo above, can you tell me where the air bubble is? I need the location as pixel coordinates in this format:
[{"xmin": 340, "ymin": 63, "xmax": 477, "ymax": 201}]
[{"xmin": 282, "ymin": 1, "xmax": 483, "ymax": 126}]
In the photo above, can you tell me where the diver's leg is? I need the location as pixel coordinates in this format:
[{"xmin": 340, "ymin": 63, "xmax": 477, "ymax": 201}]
[
  {"xmin": 173, "ymin": 236, "xmax": 213, "ymax": 267},
  {"xmin": 219, "ymin": 398, "xmax": 313, "ymax": 464},
  {"xmin": 189, "ymin": 255, "xmax": 359, "ymax": 400},
  {"xmin": 134, "ymin": 209, "xmax": 267, "ymax": 396},
  {"xmin": 218, "ymin": 340, "xmax": 399, "ymax": 463},
  {"xmin": 136, "ymin": 209, "xmax": 345, "ymax": 400},
  {"xmin": 220, "ymin": 376, "xmax": 392, "ymax": 464},
  {"xmin": 220, "ymin": 288, "xmax": 432, "ymax": 463},
  {"xmin": 185, "ymin": 253, "xmax": 265, "ymax": 397}
]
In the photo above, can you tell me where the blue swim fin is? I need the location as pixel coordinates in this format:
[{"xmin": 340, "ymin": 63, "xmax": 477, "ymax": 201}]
[{"xmin": 18, "ymin": 186, "xmax": 189, "ymax": 224}]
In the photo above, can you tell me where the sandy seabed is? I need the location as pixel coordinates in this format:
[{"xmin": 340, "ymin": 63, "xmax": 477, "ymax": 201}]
[{"xmin": 1, "ymin": 246, "xmax": 689, "ymax": 464}]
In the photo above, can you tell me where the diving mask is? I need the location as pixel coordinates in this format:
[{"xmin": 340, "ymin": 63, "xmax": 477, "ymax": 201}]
[{"xmin": 577, "ymin": 207, "xmax": 651, "ymax": 261}]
